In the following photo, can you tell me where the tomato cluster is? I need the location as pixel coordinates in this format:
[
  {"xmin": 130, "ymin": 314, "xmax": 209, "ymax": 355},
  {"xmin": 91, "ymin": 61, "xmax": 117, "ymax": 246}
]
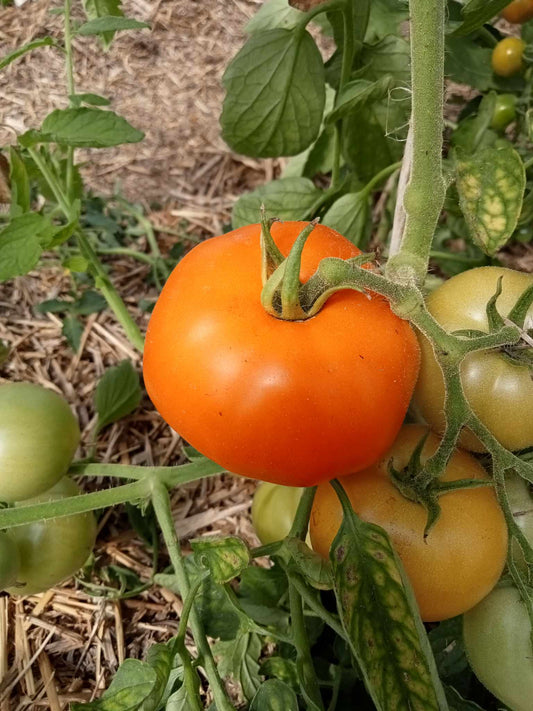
[
  {"xmin": 145, "ymin": 221, "xmax": 533, "ymax": 707},
  {"xmin": 0, "ymin": 382, "xmax": 96, "ymax": 595}
]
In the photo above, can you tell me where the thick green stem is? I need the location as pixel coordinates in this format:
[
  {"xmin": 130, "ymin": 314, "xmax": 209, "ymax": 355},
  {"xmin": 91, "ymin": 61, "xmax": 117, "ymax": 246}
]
[
  {"xmin": 151, "ymin": 481, "xmax": 236, "ymax": 711},
  {"xmin": 386, "ymin": 0, "xmax": 446, "ymax": 283},
  {"xmin": 63, "ymin": 0, "xmax": 76, "ymax": 199}
]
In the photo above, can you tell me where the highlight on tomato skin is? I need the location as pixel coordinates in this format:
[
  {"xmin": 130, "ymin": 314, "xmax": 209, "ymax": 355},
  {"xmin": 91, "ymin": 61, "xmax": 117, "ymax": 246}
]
[
  {"xmin": 309, "ymin": 424, "xmax": 508, "ymax": 622},
  {"xmin": 143, "ymin": 221, "xmax": 421, "ymax": 488}
]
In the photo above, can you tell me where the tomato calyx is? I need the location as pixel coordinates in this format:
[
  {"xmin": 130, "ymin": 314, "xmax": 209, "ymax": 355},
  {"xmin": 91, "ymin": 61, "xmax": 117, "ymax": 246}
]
[{"xmin": 260, "ymin": 214, "xmax": 373, "ymax": 321}]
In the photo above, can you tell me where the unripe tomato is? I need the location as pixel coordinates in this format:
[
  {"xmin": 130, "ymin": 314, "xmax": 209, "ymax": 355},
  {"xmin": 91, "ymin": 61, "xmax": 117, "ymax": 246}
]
[
  {"xmin": 492, "ymin": 37, "xmax": 526, "ymax": 77},
  {"xmin": 463, "ymin": 585, "xmax": 533, "ymax": 711},
  {"xmin": 502, "ymin": 0, "xmax": 533, "ymax": 23},
  {"xmin": 310, "ymin": 425, "xmax": 508, "ymax": 622},
  {"xmin": 507, "ymin": 472, "xmax": 533, "ymax": 572},
  {"xmin": 252, "ymin": 482, "xmax": 304, "ymax": 544},
  {"xmin": 144, "ymin": 222, "xmax": 420, "ymax": 487},
  {"xmin": 413, "ymin": 267, "xmax": 533, "ymax": 452},
  {"xmin": 0, "ymin": 532, "xmax": 19, "ymax": 589},
  {"xmin": 0, "ymin": 382, "xmax": 80, "ymax": 503},
  {"xmin": 6, "ymin": 478, "xmax": 96, "ymax": 595},
  {"xmin": 490, "ymin": 93, "xmax": 517, "ymax": 131}
]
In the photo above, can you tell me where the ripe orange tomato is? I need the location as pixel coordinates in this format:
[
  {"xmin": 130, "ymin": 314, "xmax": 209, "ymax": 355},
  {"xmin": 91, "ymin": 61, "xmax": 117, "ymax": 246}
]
[
  {"xmin": 492, "ymin": 37, "xmax": 526, "ymax": 77},
  {"xmin": 502, "ymin": 0, "xmax": 533, "ymax": 23},
  {"xmin": 310, "ymin": 425, "xmax": 508, "ymax": 621},
  {"xmin": 144, "ymin": 222, "xmax": 420, "ymax": 487}
]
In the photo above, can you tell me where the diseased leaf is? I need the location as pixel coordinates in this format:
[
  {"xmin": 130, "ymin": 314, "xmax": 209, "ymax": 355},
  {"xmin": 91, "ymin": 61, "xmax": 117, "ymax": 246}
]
[
  {"xmin": 232, "ymin": 177, "xmax": 322, "ymax": 228},
  {"xmin": 71, "ymin": 659, "xmax": 156, "ymax": 710},
  {"xmin": 77, "ymin": 16, "xmax": 150, "ymax": 36},
  {"xmin": 0, "ymin": 37, "xmax": 56, "ymax": 71},
  {"xmin": 249, "ymin": 678, "xmax": 299, "ymax": 711},
  {"xmin": 95, "ymin": 360, "xmax": 142, "ymax": 431},
  {"xmin": 455, "ymin": 144, "xmax": 526, "ymax": 255},
  {"xmin": 284, "ymin": 537, "xmax": 333, "ymax": 590},
  {"xmin": 259, "ymin": 657, "xmax": 299, "ymax": 690},
  {"xmin": 213, "ymin": 632, "xmax": 262, "ymax": 702},
  {"xmin": 331, "ymin": 485, "xmax": 448, "ymax": 711},
  {"xmin": 221, "ymin": 28, "xmax": 325, "ymax": 157},
  {"xmin": 191, "ymin": 536, "xmax": 250, "ymax": 584}
]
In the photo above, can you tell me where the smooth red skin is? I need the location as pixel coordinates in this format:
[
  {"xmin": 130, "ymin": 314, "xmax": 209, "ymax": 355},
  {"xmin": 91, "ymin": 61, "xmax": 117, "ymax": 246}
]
[
  {"xmin": 144, "ymin": 222, "xmax": 420, "ymax": 486},
  {"xmin": 310, "ymin": 425, "xmax": 508, "ymax": 622}
]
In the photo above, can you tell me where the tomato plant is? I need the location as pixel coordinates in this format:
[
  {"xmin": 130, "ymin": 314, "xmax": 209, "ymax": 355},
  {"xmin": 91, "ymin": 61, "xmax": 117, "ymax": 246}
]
[
  {"xmin": 413, "ymin": 266, "xmax": 533, "ymax": 452},
  {"xmin": 492, "ymin": 37, "xmax": 526, "ymax": 77},
  {"xmin": 5, "ymin": 477, "xmax": 96, "ymax": 596},
  {"xmin": 490, "ymin": 93, "xmax": 517, "ymax": 131},
  {"xmin": 463, "ymin": 584, "xmax": 533, "ymax": 711},
  {"xmin": 0, "ymin": 531, "xmax": 19, "ymax": 590},
  {"xmin": 0, "ymin": 382, "xmax": 80, "ymax": 503},
  {"xmin": 144, "ymin": 221, "xmax": 420, "ymax": 487},
  {"xmin": 252, "ymin": 482, "xmax": 305, "ymax": 544},
  {"xmin": 502, "ymin": 0, "xmax": 533, "ymax": 23},
  {"xmin": 310, "ymin": 425, "xmax": 508, "ymax": 621}
]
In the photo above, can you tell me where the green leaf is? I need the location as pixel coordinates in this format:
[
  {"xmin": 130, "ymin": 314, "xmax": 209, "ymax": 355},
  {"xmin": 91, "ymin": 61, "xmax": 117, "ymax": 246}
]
[
  {"xmin": 71, "ymin": 658, "xmax": 156, "ymax": 710},
  {"xmin": 62, "ymin": 315, "xmax": 84, "ymax": 352},
  {"xmin": 322, "ymin": 191, "xmax": 370, "ymax": 247},
  {"xmin": 232, "ymin": 177, "xmax": 322, "ymax": 228},
  {"xmin": 95, "ymin": 359, "xmax": 142, "ymax": 431},
  {"xmin": 326, "ymin": 76, "xmax": 394, "ymax": 125},
  {"xmin": 249, "ymin": 679, "xmax": 299, "ymax": 711},
  {"xmin": 41, "ymin": 221, "xmax": 78, "ymax": 249},
  {"xmin": 63, "ymin": 255, "xmax": 89, "ymax": 273},
  {"xmin": 74, "ymin": 290, "xmax": 107, "ymax": 315},
  {"xmin": 221, "ymin": 28, "xmax": 325, "ymax": 158},
  {"xmin": 452, "ymin": 0, "xmax": 511, "ymax": 37},
  {"xmin": 82, "ymin": 0, "xmax": 124, "ymax": 47},
  {"xmin": 33, "ymin": 108, "xmax": 144, "ymax": 148},
  {"xmin": 428, "ymin": 618, "xmax": 469, "ymax": 681},
  {"xmin": 0, "ymin": 214, "xmax": 44, "ymax": 281},
  {"xmin": 259, "ymin": 657, "xmax": 299, "ymax": 690},
  {"xmin": 70, "ymin": 92, "xmax": 111, "ymax": 107},
  {"xmin": 191, "ymin": 536, "xmax": 250, "ymax": 584},
  {"xmin": 284, "ymin": 538, "xmax": 333, "ymax": 590},
  {"xmin": 245, "ymin": 0, "xmax": 303, "ymax": 33},
  {"xmin": 331, "ymin": 486, "xmax": 448, "ymax": 711},
  {"xmin": 213, "ymin": 632, "xmax": 262, "ymax": 702},
  {"xmin": 455, "ymin": 144, "xmax": 526, "ymax": 255},
  {"xmin": 365, "ymin": 0, "xmax": 409, "ymax": 43},
  {"xmin": 360, "ymin": 35, "xmax": 411, "ymax": 86},
  {"xmin": 77, "ymin": 16, "xmax": 150, "ymax": 36},
  {"xmin": 166, "ymin": 684, "xmax": 198, "ymax": 711},
  {"xmin": 0, "ymin": 37, "xmax": 56, "ymax": 71},
  {"xmin": 9, "ymin": 148, "xmax": 30, "ymax": 216},
  {"xmin": 36, "ymin": 298, "xmax": 70, "ymax": 314}
]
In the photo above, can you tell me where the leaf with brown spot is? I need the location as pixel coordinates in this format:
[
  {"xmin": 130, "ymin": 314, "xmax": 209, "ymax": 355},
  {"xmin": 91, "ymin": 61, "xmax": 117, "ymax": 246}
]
[{"xmin": 329, "ymin": 481, "xmax": 449, "ymax": 711}]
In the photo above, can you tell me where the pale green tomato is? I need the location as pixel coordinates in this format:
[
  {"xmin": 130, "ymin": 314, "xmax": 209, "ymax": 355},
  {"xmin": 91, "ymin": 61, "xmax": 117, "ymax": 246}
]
[
  {"xmin": 6, "ymin": 477, "xmax": 96, "ymax": 596},
  {"xmin": 463, "ymin": 585, "xmax": 533, "ymax": 711},
  {"xmin": 252, "ymin": 482, "xmax": 305, "ymax": 545},
  {"xmin": 0, "ymin": 531, "xmax": 19, "ymax": 589},
  {"xmin": 413, "ymin": 267, "xmax": 533, "ymax": 452},
  {"xmin": 0, "ymin": 382, "xmax": 80, "ymax": 502}
]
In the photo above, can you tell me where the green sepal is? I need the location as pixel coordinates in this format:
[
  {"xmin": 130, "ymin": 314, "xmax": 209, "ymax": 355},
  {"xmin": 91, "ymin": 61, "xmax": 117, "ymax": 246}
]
[{"xmin": 485, "ymin": 276, "xmax": 505, "ymax": 332}]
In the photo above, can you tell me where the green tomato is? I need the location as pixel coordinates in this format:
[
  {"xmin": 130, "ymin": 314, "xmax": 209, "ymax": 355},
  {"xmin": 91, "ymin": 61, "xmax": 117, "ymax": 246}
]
[
  {"xmin": 507, "ymin": 472, "xmax": 533, "ymax": 572},
  {"xmin": 6, "ymin": 477, "xmax": 96, "ymax": 595},
  {"xmin": 463, "ymin": 585, "xmax": 533, "ymax": 711},
  {"xmin": 252, "ymin": 482, "xmax": 305, "ymax": 545},
  {"xmin": 0, "ymin": 382, "xmax": 80, "ymax": 503},
  {"xmin": 490, "ymin": 94, "xmax": 517, "ymax": 131},
  {"xmin": 413, "ymin": 267, "xmax": 533, "ymax": 452},
  {"xmin": 0, "ymin": 531, "xmax": 19, "ymax": 589}
]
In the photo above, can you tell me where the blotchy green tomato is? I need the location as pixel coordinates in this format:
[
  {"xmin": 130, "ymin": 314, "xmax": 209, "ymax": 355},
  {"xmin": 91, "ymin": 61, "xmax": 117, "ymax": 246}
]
[
  {"xmin": 252, "ymin": 483, "xmax": 305, "ymax": 544},
  {"xmin": 413, "ymin": 267, "xmax": 533, "ymax": 452},
  {"xmin": 6, "ymin": 478, "xmax": 96, "ymax": 595},
  {"xmin": 492, "ymin": 37, "xmax": 526, "ymax": 77},
  {"xmin": 0, "ymin": 382, "xmax": 80, "ymax": 502},
  {"xmin": 0, "ymin": 531, "xmax": 19, "ymax": 589},
  {"xmin": 490, "ymin": 94, "xmax": 517, "ymax": 131},
  {"xmin": 463, "ymin": 585, "xmax": 533, "ymax": 711}
]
